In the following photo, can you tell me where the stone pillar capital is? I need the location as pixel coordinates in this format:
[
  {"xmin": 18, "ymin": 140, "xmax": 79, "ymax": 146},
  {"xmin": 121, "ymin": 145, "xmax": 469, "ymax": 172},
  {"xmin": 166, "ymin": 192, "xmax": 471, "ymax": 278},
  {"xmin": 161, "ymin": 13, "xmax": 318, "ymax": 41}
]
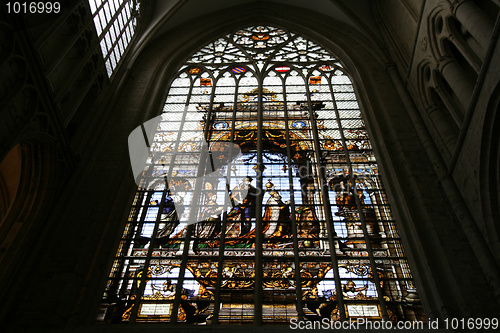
[
  {"xmin": 447, "ymin": 32, "xmax": 458, "ymax": 42},
  {"xmin": 437, "ymin": 56, "xmax": 456, "ymax": 71}
]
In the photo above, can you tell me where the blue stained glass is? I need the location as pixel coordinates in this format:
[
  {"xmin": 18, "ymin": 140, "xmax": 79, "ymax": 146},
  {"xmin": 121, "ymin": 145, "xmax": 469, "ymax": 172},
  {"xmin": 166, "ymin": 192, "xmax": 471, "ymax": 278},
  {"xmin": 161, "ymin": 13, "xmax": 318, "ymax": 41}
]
[
  {"xmin": 231, "ymin": 66, "xmax": 246, "ymax": 73},
  {"xmin": 292, "ymin": 121, "xmax": 306, "ymax": 129},
  {"xmin": 213, "ymin": 122, "xmax": 229, "ymax": 130}
]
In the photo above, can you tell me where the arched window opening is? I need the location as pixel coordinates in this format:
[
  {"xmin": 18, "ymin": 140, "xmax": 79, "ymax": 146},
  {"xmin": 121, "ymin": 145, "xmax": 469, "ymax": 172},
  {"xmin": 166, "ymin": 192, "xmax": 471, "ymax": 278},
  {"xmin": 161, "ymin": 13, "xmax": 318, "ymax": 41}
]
[
  {"xmin": 98, "ymin": 26, "xmax": 425, "ymax": 325},
  {"xmin": 88, "ymin": 0, "xmax": 140, "ymax": 77}
]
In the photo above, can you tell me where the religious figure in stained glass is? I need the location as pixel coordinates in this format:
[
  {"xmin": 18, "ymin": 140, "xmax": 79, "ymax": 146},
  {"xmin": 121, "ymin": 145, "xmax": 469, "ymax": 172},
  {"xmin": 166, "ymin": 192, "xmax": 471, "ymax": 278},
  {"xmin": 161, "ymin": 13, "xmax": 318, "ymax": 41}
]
[
  {"xmin": 153, "ymin": 194, "xmax": 181, "ymax": 240},
  {"xmin": 195, "ymin": 193, "xmax": 221, "ymax": 239},
  {"xmin": 227, "ymin": 176, "xmax": 257, "ymax": 236},
  {"xmin": 262, "ymin": 189, "xmax": 291, "ymax": 239},
  {"xmin": 98, "ymin": 25, "xmax": 426, "ymax": 325}
]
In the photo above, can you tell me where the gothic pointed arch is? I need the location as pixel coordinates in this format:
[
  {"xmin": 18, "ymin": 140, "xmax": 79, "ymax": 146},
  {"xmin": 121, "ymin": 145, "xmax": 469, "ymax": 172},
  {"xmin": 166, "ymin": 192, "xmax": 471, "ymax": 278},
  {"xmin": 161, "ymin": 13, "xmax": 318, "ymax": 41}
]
[
  {"xmin": 99, "ymin": 25, "xmax": 425, "ymax": 325},
  {"xmin": 480, "ymin": 82, "xmax": 500, "ymax": 257},
  {"xmin": 0, "ymin": 139, "xmax": 59, "ymax": 282}
]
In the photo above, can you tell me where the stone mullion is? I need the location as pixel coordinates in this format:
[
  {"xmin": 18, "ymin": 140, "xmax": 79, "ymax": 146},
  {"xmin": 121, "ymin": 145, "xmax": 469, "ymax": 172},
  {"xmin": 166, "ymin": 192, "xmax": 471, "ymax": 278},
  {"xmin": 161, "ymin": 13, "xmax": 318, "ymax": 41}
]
[
  {"xmin": 302, "ymin": 70, "xmax": 347, "ymax": 321},
  {"xmin": 211, "ymin": 73, "xmax": 240, "ymax": 324},
  {"xmin": 129, "ymin": 187, "xmax": 169, "ymax": 322},
  {"xmin": 253, "ymin": 73, "xmax": 264, "ymax": 325},
  {"xmin": 328, "ymin": 72, "xmax": 389, "ymax": 321},
  {"xmin": 281, "ymin": 74, "xmax": 304, "ymax": 321},
  {"xmin": 171, "ymin": 72, "xmax": 218, "ymax": 323}
]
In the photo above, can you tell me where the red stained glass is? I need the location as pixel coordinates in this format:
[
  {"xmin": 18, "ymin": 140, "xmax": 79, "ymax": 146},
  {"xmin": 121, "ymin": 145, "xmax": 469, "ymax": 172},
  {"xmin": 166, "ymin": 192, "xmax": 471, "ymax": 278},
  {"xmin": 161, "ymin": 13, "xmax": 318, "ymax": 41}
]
[
  {"xmin": 319, "ymin": 65, "xmax": 333, "ymax": 71},
  {"xmin": 275, "ymin": 66, "xmax": 290, "ymax": 72},
  {"xmin": 200, "ymin": 78, "xmax": 212, "ymax": 86}
]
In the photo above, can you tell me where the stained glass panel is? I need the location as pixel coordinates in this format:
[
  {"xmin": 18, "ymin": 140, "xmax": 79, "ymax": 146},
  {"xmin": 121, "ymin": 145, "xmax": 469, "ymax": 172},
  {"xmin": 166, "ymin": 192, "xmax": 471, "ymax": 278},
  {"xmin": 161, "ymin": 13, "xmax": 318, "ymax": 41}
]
[{"xmin": 99, "ymin": 25, "xmax": 425, "ymax": 325}]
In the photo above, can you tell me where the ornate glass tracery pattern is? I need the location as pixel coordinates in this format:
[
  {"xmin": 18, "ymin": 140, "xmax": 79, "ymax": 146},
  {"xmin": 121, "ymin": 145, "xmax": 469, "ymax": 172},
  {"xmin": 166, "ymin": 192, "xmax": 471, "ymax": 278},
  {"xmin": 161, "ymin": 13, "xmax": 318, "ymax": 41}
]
[{"xmin": 98, "ymin": 26, "xmax": 425, "ymax": 324}]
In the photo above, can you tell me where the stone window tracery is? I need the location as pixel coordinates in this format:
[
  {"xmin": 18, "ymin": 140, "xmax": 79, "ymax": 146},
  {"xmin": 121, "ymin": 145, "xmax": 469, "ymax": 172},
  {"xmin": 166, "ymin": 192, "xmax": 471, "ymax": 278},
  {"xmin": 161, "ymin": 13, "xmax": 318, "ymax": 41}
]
[
  {"xmin": 98, "ymin": 25, "xmax": 425, "ymax": 325},
  {"xmin": 88, "ymin": 0, "xmax": 139, "ymax": 77}
]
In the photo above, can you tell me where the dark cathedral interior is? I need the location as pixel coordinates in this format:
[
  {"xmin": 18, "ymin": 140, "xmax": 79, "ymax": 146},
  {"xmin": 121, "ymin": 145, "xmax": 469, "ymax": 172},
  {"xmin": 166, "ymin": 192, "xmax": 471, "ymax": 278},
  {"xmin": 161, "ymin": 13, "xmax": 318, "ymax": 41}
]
[{"xmin": 0, "ymin": 1, "xmax": 499, "ymax": 332}]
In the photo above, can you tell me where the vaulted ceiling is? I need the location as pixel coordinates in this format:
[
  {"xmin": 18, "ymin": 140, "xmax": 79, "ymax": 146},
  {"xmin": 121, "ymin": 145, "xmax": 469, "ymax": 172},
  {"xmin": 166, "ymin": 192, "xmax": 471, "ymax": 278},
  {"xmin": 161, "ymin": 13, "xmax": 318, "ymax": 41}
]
[{"xmin": 137, "ymin": 0, "xmax": 383, "ymax": 49}]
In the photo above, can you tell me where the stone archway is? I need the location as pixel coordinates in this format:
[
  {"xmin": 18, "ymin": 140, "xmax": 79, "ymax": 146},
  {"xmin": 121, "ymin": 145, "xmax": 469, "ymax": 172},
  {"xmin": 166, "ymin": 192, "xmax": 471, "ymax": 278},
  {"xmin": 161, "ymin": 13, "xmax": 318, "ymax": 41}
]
[
  {"xmin": 480, "ymin": 82, "xmax": 500, "ymax": 257},
  {"xmin": 0, "ymin": 141, "xmax": 56, "ymax": 280}
]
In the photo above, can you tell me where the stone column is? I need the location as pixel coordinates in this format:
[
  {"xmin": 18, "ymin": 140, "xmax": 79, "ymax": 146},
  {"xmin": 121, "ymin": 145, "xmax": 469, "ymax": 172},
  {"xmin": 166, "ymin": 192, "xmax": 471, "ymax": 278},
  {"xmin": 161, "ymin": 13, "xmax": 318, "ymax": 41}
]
[
  {"xmin": 438, "ymin": 56, "xmax": 474, "ymax": 115},
  {"xmin": 426, "ymin": 104, "xmax": 458, "ymax": 151},
  {"xmin": 451, "ymin": 0, "xmax": 494, "ymax": 51},
  {"xmin": 387, "ymin": 61, "xmax": 500, "ymax": 306},
  {"xmin": 448, "ymin": 32, "xmax": 482, "ymax": 72}
]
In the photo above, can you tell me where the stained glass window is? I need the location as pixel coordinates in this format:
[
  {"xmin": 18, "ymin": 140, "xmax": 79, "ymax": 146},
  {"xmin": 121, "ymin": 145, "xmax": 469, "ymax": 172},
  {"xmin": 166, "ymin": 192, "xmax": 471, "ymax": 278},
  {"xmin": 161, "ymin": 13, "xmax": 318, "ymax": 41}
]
[
  {"xmin": 88, "ymin": 0, "xmax": 140, "ymax": 77},
  {"xmin": 98, "ymin": 26, "xmax": 425, "ymax": 325}
]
